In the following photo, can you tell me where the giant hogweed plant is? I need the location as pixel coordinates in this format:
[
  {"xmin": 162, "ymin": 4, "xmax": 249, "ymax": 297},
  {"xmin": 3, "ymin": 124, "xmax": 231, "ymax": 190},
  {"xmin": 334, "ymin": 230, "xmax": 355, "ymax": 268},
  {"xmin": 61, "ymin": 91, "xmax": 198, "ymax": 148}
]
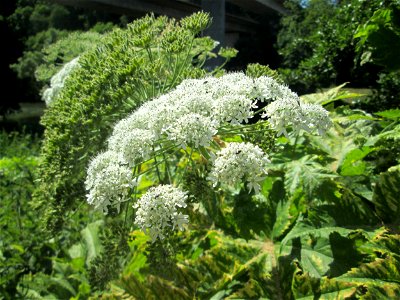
[
  {"xmin": 88, "ymin": 84, "xmax": 400, "ymax": 299},
  {"xmin": 85, "ymin": 72, "xmax": 331, "ymax": 235},
  {"xmin": 12, "ymin": 85, "xmax": 400, "ymax": 298},
  {"xmin": 83, "ymin": 73, "xmax": 344, "ymax": 292},
  {"xmin": 34, "ymin": 12, "xmax": 237, "ymax": 231}
]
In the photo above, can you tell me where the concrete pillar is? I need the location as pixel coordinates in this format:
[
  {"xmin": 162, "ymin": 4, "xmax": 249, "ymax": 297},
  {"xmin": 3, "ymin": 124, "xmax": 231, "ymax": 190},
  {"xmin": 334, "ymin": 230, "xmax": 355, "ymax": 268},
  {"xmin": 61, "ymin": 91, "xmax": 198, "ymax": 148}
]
[{"xmin": 201, "ymin": 0, "xmax": 225, "ymax": 68}]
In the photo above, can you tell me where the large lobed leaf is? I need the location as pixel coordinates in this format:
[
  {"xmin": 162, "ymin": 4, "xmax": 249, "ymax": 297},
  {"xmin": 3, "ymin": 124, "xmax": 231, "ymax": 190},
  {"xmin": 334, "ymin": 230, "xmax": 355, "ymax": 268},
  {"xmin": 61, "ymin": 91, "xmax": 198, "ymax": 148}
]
[{"xmin": 372, "ymin": 165, "xmax": 400, "ymax": 224}]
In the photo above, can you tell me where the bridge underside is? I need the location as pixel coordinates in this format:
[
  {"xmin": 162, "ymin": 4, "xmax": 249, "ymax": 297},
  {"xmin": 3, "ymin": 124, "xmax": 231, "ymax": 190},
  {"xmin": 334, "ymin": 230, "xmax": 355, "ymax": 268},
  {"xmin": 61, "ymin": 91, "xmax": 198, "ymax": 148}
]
[
  {"xmin": 51, "ymin": 0, "xmax": 286, "ymax": 34},
  {"xmin": 50, "ymin": 0, "xmax": 285, "ymax": 67}
]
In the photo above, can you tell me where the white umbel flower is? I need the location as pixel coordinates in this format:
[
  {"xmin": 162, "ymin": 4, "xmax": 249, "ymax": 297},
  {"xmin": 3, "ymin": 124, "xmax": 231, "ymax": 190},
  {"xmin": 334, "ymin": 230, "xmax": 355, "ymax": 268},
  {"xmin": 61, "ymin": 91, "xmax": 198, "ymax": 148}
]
[
  {"xmin": 262, "ymin": 96, "xmax": 304, "ymax": 137},
  {"xmin": 214, "ymin": 72, "xmax": 256, "ymax": 98},
  {"xmin": 108, "ymin": 128, "xmax": 155, "ymax": 166},
  {"xmin": 85, "ymin": 72, "xmax": 333, "ymax": 214},
  {"xmin": 85, "ymin": 151, "xmax": 134, "ymax": 214},
  {"xmin": 174, "ymin": 77, "xmax": 217, "ymax": 96},
  {"xmin": 165, "ymin": 113, "xmax": 218, "ymax": 148},
  {"xmin": 42, "ymin": 57, "xmax": 80, "ymax": 106},
  {"xmin": 208, "ymin": 142, "xmax": 270, "ymax": 193},
  {"xmin": 212, "ymin": 93, "xmax": 256, "ymax": 124},
  {"xmin": 255, "ymin": 76, "xmax": 297, "ymax": 102},
  {"xmin": 300, "ymin": 103, "xmax": 333, "ymax": 135},
  {"xmin": 134, "ymin": 185, "xmax": 189, "ymax": 242},
  {"xmin": 173, "ymin": 92, "xmax": 214, "ymax": 117},
  {"xmin": 146, "ymin": 97, "xmax": 179, "ymax": 138}
]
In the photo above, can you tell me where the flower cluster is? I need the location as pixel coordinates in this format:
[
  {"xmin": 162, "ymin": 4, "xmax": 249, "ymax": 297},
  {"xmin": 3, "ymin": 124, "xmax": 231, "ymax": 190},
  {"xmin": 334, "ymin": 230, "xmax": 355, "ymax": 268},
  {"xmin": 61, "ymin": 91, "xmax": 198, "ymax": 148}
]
[
  {"xmin": 42, "ymin": 57, "xmax": 80, "ymax": 106},
  {"xmin": 85, "ymin": 72, "xmax": 332, "ymax": 215},
  {"xmin": 134, "ymin": 185, "xmax": 189, "ymax": 242},
  {"xmin": 166, "ymin": 113, "xmax": 218, "ymax": 148},
  {"xmin": 208, "ymin": 142, "xmax": 270, "ymax": 193},
  {"xmin": 256, "ymin": 76, "xmax": 333, "ymax": 137},
  {"xmin": 105, "ymin": 72, "xmax": 332, "ymax": 159},
  {"xmin": 85, "ymin": 151, "xmax": 134, "ymax": 214},
  {"xmin": 108, "ymin": 128, "xmax": 155, "ymax": 166},
  {"xmin": 109, "ymin": 73, "xmax": 259, "ymax": 149},
  {"xmin": 262, "ymin": 97, "xmax": 334, "ymax": 137}
]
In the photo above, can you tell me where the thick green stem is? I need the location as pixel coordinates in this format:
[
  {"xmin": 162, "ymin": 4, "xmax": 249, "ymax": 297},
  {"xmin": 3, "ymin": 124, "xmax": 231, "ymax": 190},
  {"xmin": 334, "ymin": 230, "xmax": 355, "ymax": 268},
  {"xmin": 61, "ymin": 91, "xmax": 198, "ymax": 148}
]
[{"xmin": 152, "ymin": 146, "xmax": 164, "ymax": 184}]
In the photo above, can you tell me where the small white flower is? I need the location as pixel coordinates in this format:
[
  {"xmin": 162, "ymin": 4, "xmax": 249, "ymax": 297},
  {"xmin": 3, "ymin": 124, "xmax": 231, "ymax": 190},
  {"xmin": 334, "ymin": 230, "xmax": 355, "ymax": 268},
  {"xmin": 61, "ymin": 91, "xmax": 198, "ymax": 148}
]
[
  {"xmin": 214, "ymin": 72, "xmax": 257, "ymax": 98},
  {"xmin": 174, "ymin": 77, "xmax": 216, "ymax": 96},
  {"xmin": 42, "ymin": 57, "xmax": 80, "ymax": 105},
  {"xmin": 300, "ymin": 103, "xmax": 332, "ymax": 135},
  {"xmin": 208, "ymin": 142, "xmax": 270, "ymax": 193},
  {"xmin": 173, "ymin": 92, "xmax": 214, "ymax": 117},
  {"xmin": 134, "ymin": 185, "xmax": 189, "ymax": 242},
  {"xmin": 255, "ymin": 76, "xmax": 297, "ymax": 102},
  {"xmin": 212, "ymin": 93, "xmax": 256, "ymax": 124},
  {"xmin": 85, "ymin": 151, "xmax": 134, "ymax": 214},
  {"xmin": 262, "ymin": 96, "xmax": 304, "ymax": 137},
  {"xmin": 108, "ymin": 128, "xmax": 155, "ymax": 166},
  {"xmin": 165, "ymin": 113, "xmax": 218, "ymax": 148},
  {"xmin": 147, "ymin": 98, "xmax": 179, "ymax": 138}
]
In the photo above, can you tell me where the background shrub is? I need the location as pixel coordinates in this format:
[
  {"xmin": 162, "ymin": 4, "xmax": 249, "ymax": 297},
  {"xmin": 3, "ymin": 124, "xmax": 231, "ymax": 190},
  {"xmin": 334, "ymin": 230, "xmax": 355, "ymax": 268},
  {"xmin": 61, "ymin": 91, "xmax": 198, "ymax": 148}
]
[{"xmin": 276, "ymin": 0, "xmax": 400, "ymax": 111}]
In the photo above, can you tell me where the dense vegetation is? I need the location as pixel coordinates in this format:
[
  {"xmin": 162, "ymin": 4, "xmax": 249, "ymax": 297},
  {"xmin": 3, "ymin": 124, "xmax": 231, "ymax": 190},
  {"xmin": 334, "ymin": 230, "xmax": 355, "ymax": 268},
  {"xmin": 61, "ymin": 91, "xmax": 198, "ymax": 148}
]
[
  {"xmin": 3, "ymin": 82, "xmax": 399, "ymax": 299},
  {"xmin": 277, "ymin": 0, "xmax": 400, "ymax": 110},
  {"xmin": 1, "ymin": 1, "xmax": 400, "ymax": 299},
  {"xmin": 1, "ymin": 0, "xmax": 123, "ymax": 115}
]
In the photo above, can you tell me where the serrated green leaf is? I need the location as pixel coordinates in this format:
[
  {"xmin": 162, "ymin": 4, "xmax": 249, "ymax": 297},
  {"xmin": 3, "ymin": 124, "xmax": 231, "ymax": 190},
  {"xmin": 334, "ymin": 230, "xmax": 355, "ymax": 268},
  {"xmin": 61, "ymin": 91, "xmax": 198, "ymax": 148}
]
[
  {"xmin": 280, "ymin": 220, "xmax": 364, "ymax": 278},
  {"xmin": 372, "ymin": 166, "xmax": 400, "ymax": 223},
  {"xmin": 340, "ymin": 147, "xmax": 374, "ymax": 176},
  {"xmin": 375, "ymin": 109, "xmax": 400, "ymax": 120},
  {"xmin": 284, "ymin": 155, "xmax": 336, "ymax": 196},
  {"xmin": 336, "ymin": 255, "xmax": 400, "ymax": 298},
  {"xmin": 49, "ymin": 276, "xmax": 77, "ymax": 296},
  {"xmin": 272, "ymin": 198, "xmax": 298, "ymax": 241},
  {"xmin": 295, "ymin": 286, "xmax": 358, "ymax": 300}
]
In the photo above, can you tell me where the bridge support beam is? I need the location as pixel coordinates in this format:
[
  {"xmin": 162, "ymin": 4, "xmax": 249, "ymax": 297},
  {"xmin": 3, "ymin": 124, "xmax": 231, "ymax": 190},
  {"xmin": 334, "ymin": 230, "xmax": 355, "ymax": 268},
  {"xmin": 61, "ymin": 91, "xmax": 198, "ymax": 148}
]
[
  {"xmin": 201, "ymin": 0, "xmax": 225, "ymax": 46},
  {"xmin": 201, "ymin": 0, "xmax": 225, "ymax": 68}
]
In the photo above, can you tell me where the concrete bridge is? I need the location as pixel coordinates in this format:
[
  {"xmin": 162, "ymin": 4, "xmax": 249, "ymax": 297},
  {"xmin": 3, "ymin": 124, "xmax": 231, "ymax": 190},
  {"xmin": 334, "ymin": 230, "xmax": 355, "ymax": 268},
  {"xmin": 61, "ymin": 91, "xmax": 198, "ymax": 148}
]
[{"xmin": 50, "ymin": 0, "xmax": 286, "ymax": 47}]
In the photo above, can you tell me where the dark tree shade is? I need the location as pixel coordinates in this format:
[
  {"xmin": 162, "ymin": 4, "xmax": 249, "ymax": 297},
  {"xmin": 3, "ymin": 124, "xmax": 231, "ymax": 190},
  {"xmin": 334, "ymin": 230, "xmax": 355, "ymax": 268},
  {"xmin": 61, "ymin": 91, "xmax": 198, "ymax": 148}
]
[{"xmin": 0, "ymin": 1, "xmax": 29, "ymax": 115}]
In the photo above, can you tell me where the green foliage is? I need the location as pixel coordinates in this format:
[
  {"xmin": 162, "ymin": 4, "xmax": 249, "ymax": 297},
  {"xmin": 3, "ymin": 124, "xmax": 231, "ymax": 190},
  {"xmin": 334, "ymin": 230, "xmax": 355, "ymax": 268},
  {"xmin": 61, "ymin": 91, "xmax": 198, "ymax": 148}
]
[
  {"xmin": 94, "ymin": 84, "xmax": 400, "ymax": 299},
  {"xmin": 104, "ymin": 230, "xmax": 270, "ymax": 299},
  {"xmin": 277, "ymin": 0, "xmax": 400, "ymax": 111},
  {"xmin": 35, "ymin": 30, "xmax": 106, "ymax": 87},
  {"xmin": 103, "ymin": 221, "xmax": 400, "ymax": 299},
  {"xmin": 0, "ymin": 132, "xmax": 45, "ymax": 298},
  {"xmin": 291, "ymin": 228, "xmax": 400, "ymax": 299},
  {"xmin": 355, "ymin": 5, "xmax": 400, "ymax": 72},
  {"xmin": 277, "ymin": 0, "xmax": 356, "ymax": 92},
  {"xmin": 7, "ymin": 0, "xmax": 123, "ymax": 99},
  {"xmin": 352, "ymin": 2, "xmax": 400, "ymax": 111},
  {"xmin": 34, "ymin": 12, "xmax": 235, "ymax": 232},
  {"xmin": 10, "ymin": 28, "xmax": 69, "ymax": 81},
  {"xmin": 89, "ymin": 220, "xmax": 130, "ymax": 291},
  {"xmin": 0, "ymin": 131, "xmax": 104, "ymax": 299},
  {"xmin": 17, "ymin": 220, "xmax": 106, "ymax": 299},
  {"xmin": 364, "ymin": 70, "xmax": 400, "ymax": 111},
  {"xmin": 372, "ymin": 166, "xmax": 400, "ymax": 224}
]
